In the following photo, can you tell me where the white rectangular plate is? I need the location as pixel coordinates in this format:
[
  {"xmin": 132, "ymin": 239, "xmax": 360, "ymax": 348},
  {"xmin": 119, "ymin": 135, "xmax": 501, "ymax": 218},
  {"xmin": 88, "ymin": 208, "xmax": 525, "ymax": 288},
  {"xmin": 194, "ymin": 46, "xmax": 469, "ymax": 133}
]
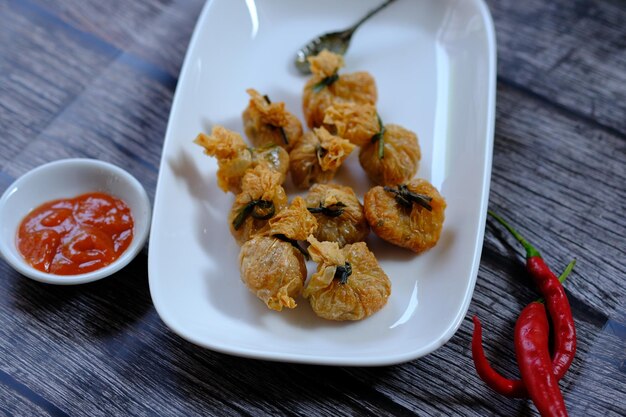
[{"xmin": 149, "ymin": 0, "xmax": 496, "ymax": 366}]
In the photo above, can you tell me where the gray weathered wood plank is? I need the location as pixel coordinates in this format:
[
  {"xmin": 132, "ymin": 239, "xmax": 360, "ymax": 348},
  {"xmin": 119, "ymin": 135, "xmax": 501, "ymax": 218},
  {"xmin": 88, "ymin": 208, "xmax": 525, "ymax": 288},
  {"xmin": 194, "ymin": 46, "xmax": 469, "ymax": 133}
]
[
  {"xmin": 27, "ymin": 0, "xmax": 204, "ymax": 78},
  {"xmin": 0, "ymin": 378, "xmax": 61, "ymax": 417},
  {"xmin": 487, "ymin": 0, "xmax": 626, "ymax": 136},
  {"xmin": 0, "ymin": 1, "xmax": 117, "ymax": 169}
]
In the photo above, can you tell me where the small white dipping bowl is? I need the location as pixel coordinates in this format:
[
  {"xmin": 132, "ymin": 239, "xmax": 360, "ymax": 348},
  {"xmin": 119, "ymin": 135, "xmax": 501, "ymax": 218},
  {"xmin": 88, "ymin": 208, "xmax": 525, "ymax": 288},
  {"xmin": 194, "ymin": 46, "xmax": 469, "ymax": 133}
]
[{"xmin": 0, "ymin": 159, "xmax": 151, "ymax": 284}]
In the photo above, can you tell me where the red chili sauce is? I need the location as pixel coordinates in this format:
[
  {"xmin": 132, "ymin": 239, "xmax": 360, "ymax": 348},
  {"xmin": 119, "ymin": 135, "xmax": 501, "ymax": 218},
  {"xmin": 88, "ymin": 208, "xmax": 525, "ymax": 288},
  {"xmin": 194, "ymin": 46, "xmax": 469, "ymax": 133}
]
[{"xmin": 16, "ymin": 192, "xmax": 134, "ymax": 275}]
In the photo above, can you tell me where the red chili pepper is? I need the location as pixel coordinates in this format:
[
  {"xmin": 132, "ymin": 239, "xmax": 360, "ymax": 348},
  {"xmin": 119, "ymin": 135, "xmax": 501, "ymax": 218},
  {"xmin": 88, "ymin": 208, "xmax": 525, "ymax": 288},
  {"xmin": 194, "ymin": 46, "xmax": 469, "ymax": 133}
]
[
  {"xmin": 515, "ymin": 302, "xmax": 568, "ymax": 417},
  {"xmin": 472, "ymin": 316, "xmax": 527, "ymax": 397},
  {"xmin": 471, "ymin": 261, "xmax": 575, "ymax": 398},
  {"xmin": 488, "ymin": 211, "xmax": 576, "ymax": 380}
]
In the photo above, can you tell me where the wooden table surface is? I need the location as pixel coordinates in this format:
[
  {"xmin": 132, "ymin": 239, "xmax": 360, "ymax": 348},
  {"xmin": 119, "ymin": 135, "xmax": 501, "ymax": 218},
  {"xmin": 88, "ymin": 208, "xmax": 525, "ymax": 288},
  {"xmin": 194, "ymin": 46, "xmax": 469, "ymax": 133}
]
[{"xmin": 1, "ymin": 0, "xmax": 624, "ymax": 415}]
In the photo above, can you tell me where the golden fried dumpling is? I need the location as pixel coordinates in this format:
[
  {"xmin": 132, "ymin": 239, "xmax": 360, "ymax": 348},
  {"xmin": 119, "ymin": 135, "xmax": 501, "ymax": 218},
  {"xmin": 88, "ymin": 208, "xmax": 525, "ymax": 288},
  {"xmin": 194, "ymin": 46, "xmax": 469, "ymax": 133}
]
[
  {"xmin": 228, "ymin": 165, "xmax": 288, "ymax": 245},
  {"xmin": 238, "ymin": 197, "xmax": 317, "ymax": 311},
  {"xmin": 194, "ymin": 126, "xmax": 289, "ymax": 193},
  {"xmin": 239, "ymin": 236, "xmax": 307, "ymax": 311},
  {"xmin": 266, "ymin": 196, "xmax": 318, "ymax": 241},
  {"xmin": 242, "ymin": 89, "xmax": 303, "ymax": 151},
  {"xmin": 363, "ymin": 179, "xmax": 446, "ymax": 253},
  {"xmin": 289, "ymin": 127, "xmax": 356, "ymax": 189},
  {"xmin": 359, "ymin": 123, "xmax": 421, "ymax": 186},
  {"xmin": 304, "ymin": 184, "xmax": 369, "ymax": 247},
  {"xmin": 322, "ymin": 102, "xmax": 379, "ymax": 147},
  {"xmin": 303, "ymin": 236, "xmax": 391, "ymax": 321},
  {"xmin": 302, "ymin": 50, "xmax": 377, "ymax": 128}
]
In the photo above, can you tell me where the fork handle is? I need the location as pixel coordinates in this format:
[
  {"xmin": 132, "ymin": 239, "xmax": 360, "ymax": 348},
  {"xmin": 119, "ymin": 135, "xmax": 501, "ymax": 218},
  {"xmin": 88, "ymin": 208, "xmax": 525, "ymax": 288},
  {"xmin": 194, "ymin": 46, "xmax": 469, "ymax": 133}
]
[{"xmin": 350, "ymin": 0, "xmax": 397, "ymax": 32}]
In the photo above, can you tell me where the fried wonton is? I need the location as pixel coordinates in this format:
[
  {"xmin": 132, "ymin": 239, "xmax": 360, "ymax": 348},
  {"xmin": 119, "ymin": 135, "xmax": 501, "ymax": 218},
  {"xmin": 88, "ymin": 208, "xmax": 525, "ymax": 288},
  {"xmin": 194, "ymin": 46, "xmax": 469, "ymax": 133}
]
[
  {"xmin": 228, "ymin": 165, "xmax": 288, "ymax": 245},
  {"xmin": 304, "ymin": 183, "xmax": 369, "ymax": 247},
  {"xmin": 289, "ymin": 127, "xmax": 355, "ymax": 189},
  {"xmin": 239, "ymin": 197, "xmax": 317, "ymax": 311},
  {"xmin": 302, "ymin": 50, "xmax": 377, "ymax": 128},
  {"xmin": 242, "ymin": 88, "xmax": 303, "ymax": 151},
  {"xmin": 359, "ymin": 123, "xmax": 421, "ymax": 186},
  {"xmin": 303, "ymin": 236, "xmax": 391, "ymax": 321},
  {"xmin": 194, "ymin": 126, "xmax": 289, "ymax": 193},
  {"xmin": 364, "ymin": 178, "xmax": 446, "ymax": 253}
]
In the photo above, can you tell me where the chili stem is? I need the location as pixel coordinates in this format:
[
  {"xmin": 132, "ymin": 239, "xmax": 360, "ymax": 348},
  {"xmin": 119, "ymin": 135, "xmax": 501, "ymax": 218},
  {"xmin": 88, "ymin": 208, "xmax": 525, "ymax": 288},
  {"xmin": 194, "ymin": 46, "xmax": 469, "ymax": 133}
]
[{"xmin": 488, "ymin": 210, "xmax": 541, "ymax": 258}]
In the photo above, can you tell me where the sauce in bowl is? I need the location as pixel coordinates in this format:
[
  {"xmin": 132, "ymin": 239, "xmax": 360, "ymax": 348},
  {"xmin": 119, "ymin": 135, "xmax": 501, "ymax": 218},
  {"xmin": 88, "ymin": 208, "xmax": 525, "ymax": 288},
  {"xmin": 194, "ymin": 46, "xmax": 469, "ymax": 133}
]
[{"xmin": 16, "ymin": 192, "xmax": 134, "ymax": 275}]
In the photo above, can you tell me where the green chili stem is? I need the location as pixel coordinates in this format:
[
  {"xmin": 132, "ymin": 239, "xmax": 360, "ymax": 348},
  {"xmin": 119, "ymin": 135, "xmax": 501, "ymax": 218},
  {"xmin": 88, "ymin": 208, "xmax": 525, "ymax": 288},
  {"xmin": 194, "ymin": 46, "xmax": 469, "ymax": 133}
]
[{"xmin": 488, "ymin": 210, "xmax": 541, "ymax": 259}]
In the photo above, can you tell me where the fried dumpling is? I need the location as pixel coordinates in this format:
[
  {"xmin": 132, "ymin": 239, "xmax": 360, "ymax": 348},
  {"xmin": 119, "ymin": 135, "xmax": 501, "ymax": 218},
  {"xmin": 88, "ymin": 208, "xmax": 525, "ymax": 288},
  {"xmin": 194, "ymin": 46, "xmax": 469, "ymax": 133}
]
[
  {"xmin": 322, "ymin": 102, "xmax": 380, "ymax": 147},
  {"xmin": 194, "ymin": 126, "xmax": 289, "ymax": 193},
  {"xmin": 239, "ymin": 236, "xmax": 306, "ymax": 311},
  {"xmin": 266, "ymin": 196, "xmax": 318, "ymax": 241},
  {"xmin": 303, "ymin": 236, "xmax": 391, "ymax": 321},
  {"xmin": 359, "ymin": 123, "xmax": 421, "ymax": 186},
  {"xmin": 302, "ymin": 50, "xmax": 377, "ymax": 128},
  {"xmin": 228, "ymin": 165, "xmax": 288, "ymax": 245},
  {"xmin": 242, "ymin": 89, "xmax": 303, "ymax": 151},
  {"xmin": 363, "ymin": 179, "xmax": 446, "ymax": 253},
  {"xmin": 289, "ymin": 126, "xmax": 356, "ymax": 189},
  {"xmin": 239, "ymin": 197, "xmax": 317, "ymax": 311},
  {"xmin": 304, "ymin": 184, "xmax": 369, "ymax": 247}
]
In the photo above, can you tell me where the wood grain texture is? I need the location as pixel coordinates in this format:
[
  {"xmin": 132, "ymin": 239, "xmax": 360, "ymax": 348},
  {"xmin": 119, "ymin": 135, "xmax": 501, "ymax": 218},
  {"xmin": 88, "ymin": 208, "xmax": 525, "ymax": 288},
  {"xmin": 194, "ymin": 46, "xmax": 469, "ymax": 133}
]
[
  {"xmin": 28, "ymin": 0, "xmax": 204, "ymax": 78},
  {"xmin": 0, "ymin": 376, "xmax": 64, "ymax": 417},
  {"xmin": 0, "ymin": 0, "xmax": 116, "ymax": 169},
  {"xmin": 486, "ymin": 0, "xmax": 626, "ymax": 136},
  {"xmin": 0, "ymin": 0, "xmax": 625, "ymax": 416}
]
